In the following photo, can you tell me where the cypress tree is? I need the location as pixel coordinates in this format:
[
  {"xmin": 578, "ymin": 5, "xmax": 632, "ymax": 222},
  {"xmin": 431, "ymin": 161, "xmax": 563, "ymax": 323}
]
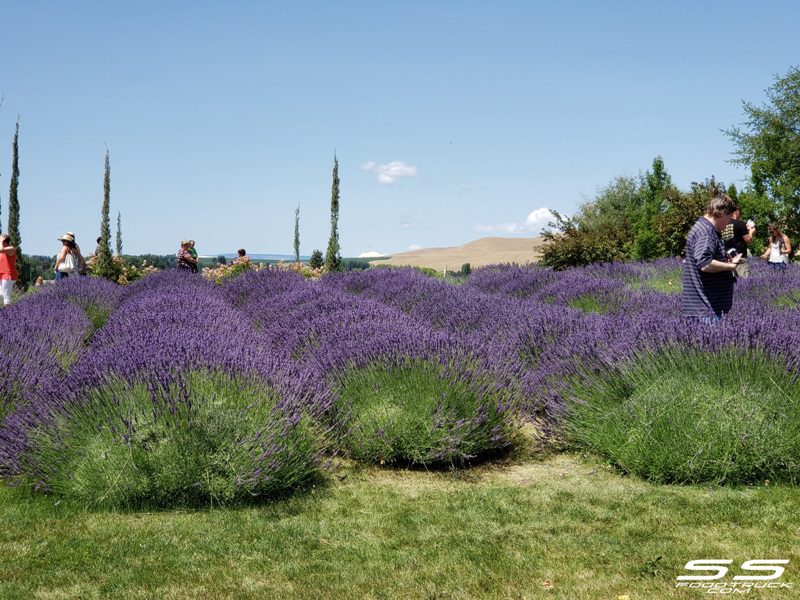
[
  {"xmin": 116, "ymin": 211, "xmax": 123, "ymax": 256},
  {"xmin": 0, "ymin": 96, "xmax": 4, "ymax": 231},
  {"xmin": 324, "ymin": 156, "xmax": 342, "ymax": 272},
  {"xmin": 8, "ymin": 118, "xmax": 26, "ymax": 288},
  {"xmin": 293, "ymin": 204, "xmax": 300, "ymax": 262},
  {"xmin": 8, "ymin": 120, "xmax": 21, "ymax": 253},
  {"xmin": 94, "ymin": 150, "xmax": 116, "ymax": 280}
]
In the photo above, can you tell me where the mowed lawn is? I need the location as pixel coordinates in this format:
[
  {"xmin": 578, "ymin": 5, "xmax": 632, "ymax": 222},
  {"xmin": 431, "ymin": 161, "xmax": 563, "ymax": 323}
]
[{"xmin": 1, "ymin": 450, "xmax": 798, "ymax": 600}]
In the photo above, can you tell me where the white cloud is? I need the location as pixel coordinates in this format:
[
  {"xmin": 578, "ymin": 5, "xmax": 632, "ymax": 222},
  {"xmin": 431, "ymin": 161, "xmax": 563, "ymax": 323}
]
[
  {"xmin": 358, "ymin": 251, "xmax": 386, "ymax": 258},
  {"xmin": 408, "ymin": 244, "xmax": 423, "ymax": 251},
  {"xmin": 476, "ymin": 207, "xmax": 555, "ymax": 234},
  {"xmin": 361, "ymin": 160, "xmax": 418, "ymax": 185}
]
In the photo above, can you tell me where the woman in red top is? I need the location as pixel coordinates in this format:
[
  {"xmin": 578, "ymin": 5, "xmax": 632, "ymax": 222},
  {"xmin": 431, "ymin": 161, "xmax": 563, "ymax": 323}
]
[{"xmin": 0, "ymin": 233, "xmax": 18, "ymax": 306}]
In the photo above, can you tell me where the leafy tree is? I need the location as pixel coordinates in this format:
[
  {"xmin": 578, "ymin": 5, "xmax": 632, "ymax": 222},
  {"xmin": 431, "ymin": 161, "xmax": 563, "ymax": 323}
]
[
  {"xmin": 94, "ymin": 150, "xmax": 117, "ymax": 281},
  {"xmin": 726, "ymin": 66, "xmax": 800, "ymax": 231},
  {"xmin": 294, "ymin": 204, "xmax": 300, "ymax": 262},
  {"xmin": 539, "ymin": 176, "xmax": 641, "ymax": 269},
  {"xmin": 324, "ymin": 156, "xmax": 342, "ymax": 272},
  {"xmin": 309, "ymin": 249, "xmax": 324, "ymax": 269},
  {"xmin": 115, "ymin": 211, "xmax": 123, "ymax": 256},
  {"xmin": 540, "ymin": 209, "xmax": 629, "ymax": 270},
  {"xmin": 657, "ymin": 177, "xmax": 727, "ymax": 257},
  {"xmin": 631, "ymin": 156, "xmax": 675, "ymax": 260}
]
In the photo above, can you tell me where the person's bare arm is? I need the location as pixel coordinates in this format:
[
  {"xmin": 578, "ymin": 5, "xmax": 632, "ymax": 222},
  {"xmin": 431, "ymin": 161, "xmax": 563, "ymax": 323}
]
[{"xmin": 700, "ymin": 256, "xmax": 740, "ymax": 273}]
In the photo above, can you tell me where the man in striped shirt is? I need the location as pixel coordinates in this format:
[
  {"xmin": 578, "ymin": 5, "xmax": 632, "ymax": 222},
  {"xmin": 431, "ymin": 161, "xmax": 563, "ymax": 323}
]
[{"xmin": 682, "ymin": 194, "xmax": 741, "ymax": 320}]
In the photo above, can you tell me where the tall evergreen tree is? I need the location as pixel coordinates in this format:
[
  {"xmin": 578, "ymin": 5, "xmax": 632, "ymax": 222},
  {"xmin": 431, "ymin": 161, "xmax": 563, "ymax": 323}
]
[
  {"xmin": 8, "ymin": 119, "xmax": 21, "ymax": 253},
  {"xmin": 116, "ymin": 211, "xmax": 123, "ymax": 256},
  {"xmin": 293, "ymin": 204, "xmax": 300, "ymax": 262},
  {"xmin": 94, "ymin": 150, "xmax": 116, "ymax": 280},
  {"xmin": 0, "ymin": 96, "xmax": 4, "ymax": 229},
  {"xmin": 324, "ymin": 156, "xmax": 342, "ymax": 272}
]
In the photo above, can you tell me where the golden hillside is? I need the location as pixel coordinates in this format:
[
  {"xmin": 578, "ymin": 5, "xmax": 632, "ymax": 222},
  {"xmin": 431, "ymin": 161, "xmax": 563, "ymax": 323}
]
[{"xmin": 374, "ymin": 236, "xmax": 545, "ymax": 272}]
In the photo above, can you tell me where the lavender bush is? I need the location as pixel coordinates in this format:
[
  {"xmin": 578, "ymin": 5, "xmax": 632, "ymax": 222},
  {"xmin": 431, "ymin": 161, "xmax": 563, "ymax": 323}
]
[
  {"xmin": 3, "ymin": 259, "xmax": 800, "ymax": 502},
  {"xmin": 336, "ymin": 356, "xmax": 520, "ymax": 466},
  {"xmin": 26, "ymin": 371, "xmax": 327, "ymax": 508},
  {"xmin": 0, "ymin": 272, "xmax": 331, "ymax": 508},
  {"xmin": 226, "ymin": 270, "xmax": 525, "ymax": 464}
]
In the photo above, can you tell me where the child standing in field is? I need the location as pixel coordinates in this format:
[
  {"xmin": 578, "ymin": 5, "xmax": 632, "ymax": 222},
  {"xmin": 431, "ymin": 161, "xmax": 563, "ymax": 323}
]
[{"xmin": 0, "ymin": 234, "xmax": 18, "ymax": 306}]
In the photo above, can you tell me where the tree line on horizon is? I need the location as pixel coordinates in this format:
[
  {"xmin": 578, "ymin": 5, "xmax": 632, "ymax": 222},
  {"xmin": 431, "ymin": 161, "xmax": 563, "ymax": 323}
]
[
  {"xmin": 541, "ymin": 66, "xmax": 800, "ymax": 270},
  {"xmin": 0, "ymin": 98, "xmax": 347, "ymax": 285}
]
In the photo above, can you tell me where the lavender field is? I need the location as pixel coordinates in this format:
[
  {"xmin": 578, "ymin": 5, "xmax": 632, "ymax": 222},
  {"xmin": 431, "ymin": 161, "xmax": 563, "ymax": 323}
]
[{"xmin": 1, "ymin": 260, "xmax": 800, "ymax": 509}]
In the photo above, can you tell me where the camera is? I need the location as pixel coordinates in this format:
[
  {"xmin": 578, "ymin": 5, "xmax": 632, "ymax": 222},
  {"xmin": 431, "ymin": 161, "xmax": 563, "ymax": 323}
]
[{"xmin": 726, "ymin": 248, "xmax": 738, "ymax": 258}]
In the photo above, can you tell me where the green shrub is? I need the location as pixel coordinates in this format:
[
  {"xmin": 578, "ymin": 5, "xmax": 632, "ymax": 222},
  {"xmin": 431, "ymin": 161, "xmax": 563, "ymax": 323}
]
[
  {"xmin": 564, "ymin": 348, "xmax": 800, "ymax": 484},
  {"xmin": 27, "ymin": 371, "xmax": 327, "ymax": 509},
  {"xmin": 335, "ymin": 359, "xmax": 518, "ymax": 467},
  {"xmin": 631, "ymin": 267, "xmax": 683, "ymax": 294},
  {"xmin": 567, "ymin": 294, "xmax": 611, "ymax": 314}
]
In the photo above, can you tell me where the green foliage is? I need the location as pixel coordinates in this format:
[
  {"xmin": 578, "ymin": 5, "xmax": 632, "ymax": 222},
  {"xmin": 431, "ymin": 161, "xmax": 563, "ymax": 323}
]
[
  {"xmin": 565, "ymin": 348, "xmax": 800, "ymax": 484},
  {"xmin": 27, "ymin": 371, "xmax": 326, "ymax": 509},
  {"xmin": 342, "ymin": 258, "xmax": 370, "ymax": 271},
  {"xmin": 8, "ymin": 120, "xmax": 21, "ymax": 253},
  {"xmin": 539, "ymin": 158, "xmax": 746, "ymax": 267},
  {"xmin": 2, "ymin": 454, "xmax": 800, "ymax": 599},
  {"xmin": 566, "ymin": 294, "xmax": 613, "ymax": 314},
  {"xmin": 94, "ymin": 151, "xmax": 116, "ymax": 281},
  {"xmin": 657, "ymin": 177, "xmax": 726, "ymax": 257},
  {"xmin": 324, "ymin": 156, "xmax": 342, "ymax": 272},
  {"xmin": 631, "ymin": 156, "xmax": 672, "ymax": 260},
  {"xmin": 66, "ymin": 296, "xmax": 112, "ymax": 334},
  {"xmin": 335, "ymin": 359, "xmax": 518, "ymax": 467},
  {"xmin": 460, "ymin": 263, "xmax": 471, "ymax": 276},
  {"xmin": 125, "ymin": 254, "xmax": 175, "ymax": 270},
  {"xmin": 540, "ymin": 208, "xmax": 628, "ymax": 270},
  {"xmin": 726, "ymin": 66, "xmax": 800, "ymax": 232},
  {"xmin": 641, "ymin": 267, "xmax": 682, "ymax": 294},
  {"xmin": 309, "ymin": 249, "xmax": 324, "ymax": 269},
  {"xmin": 294, "ymin": 204, "xmax": 300, "ymax": 262},
  {"xmin": 115, "ymin": 212, "xmax": 122, "ymax": 257}
]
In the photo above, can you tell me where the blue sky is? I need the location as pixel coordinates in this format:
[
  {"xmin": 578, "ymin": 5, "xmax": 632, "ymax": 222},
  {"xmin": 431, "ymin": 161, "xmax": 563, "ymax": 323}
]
[{"xmin": 0, "ymin": 1, "xmax": 797, "ymax": 257}]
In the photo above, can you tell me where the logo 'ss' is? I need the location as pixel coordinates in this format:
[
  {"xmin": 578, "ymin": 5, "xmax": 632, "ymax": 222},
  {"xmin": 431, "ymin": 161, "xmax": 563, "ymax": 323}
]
[
  {"xmin": 676, "ymin": 560, "xmax": 733, "ymax": 581},
  {"xmin": 733, "ymin": 560, "xmax": 789, "ymax": 581}
]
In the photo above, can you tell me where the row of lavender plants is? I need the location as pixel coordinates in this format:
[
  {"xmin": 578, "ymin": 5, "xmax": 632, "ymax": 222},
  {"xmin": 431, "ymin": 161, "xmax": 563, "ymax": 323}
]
[{"xmin": 2, "ymin": 259, "xmax": 800, "ymax": 509}]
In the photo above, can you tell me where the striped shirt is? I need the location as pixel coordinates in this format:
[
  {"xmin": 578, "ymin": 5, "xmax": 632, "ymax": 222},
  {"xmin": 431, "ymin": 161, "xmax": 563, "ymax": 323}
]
[{"xmin": 682, "ymin": 217, "xmax": 734, "ymax": 317}]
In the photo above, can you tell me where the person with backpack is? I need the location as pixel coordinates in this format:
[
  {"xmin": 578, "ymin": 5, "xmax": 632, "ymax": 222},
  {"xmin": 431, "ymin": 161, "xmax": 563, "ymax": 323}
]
[{"xmin": 760, "ymin": 224, "xmax": 791, "ymax": 271}]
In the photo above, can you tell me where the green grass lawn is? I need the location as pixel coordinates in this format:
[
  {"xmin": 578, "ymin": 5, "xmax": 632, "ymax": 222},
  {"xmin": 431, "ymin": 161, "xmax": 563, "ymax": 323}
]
[{"xmin": 1, "ymin": 450, "xmax": 798, "ymax": 599}]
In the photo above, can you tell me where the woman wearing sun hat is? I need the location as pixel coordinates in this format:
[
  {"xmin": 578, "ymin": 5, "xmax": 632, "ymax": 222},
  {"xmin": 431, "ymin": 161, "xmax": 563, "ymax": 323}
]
[
  {"xmin": 0, "ymin": 233, "xmax": 18, "ymax": 306},
  {"xmin": 54, "ymin": 233, "xmax": 82, "ymax": 280}
]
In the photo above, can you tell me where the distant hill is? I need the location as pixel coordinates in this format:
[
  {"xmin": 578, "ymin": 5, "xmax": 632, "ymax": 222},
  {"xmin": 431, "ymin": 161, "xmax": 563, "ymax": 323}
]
[{"xmin": 374, "ymin": 236, "xmax": 545, "ymax": 272}]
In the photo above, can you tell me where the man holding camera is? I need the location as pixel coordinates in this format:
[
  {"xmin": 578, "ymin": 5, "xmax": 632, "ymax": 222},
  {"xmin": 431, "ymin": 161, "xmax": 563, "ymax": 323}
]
[
  {"xmin": 722, "ymin": 207, "xmax": 756, "ymax": 278},
  {"xmin": 682, "ymin": 194, "xmax": 741, "ymax": 321}
]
